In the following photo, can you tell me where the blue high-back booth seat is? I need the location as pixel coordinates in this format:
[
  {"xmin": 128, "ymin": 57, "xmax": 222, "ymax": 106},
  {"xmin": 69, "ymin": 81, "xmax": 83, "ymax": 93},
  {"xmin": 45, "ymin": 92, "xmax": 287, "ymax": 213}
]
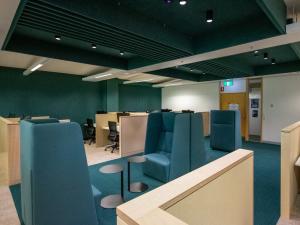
[
  {"xmin": 20, "ymin": 119, "xmax": 101, "ymax": 225},
  {"xmin": 143, "ymin": 112, "xmax": 206, "ymax": 182},
  {"xmin": 210, "ymin": 110, "xmax": 242, "ymax": 152}
]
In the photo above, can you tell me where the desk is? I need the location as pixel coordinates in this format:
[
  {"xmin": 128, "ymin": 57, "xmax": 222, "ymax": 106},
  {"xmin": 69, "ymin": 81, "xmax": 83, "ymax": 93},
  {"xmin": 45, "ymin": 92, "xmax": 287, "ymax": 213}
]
[
  {"xmin": 102, "ymin": 125, "xmax": 120, "ymax": 132},
  {"xmin": 0, "ymin": 117, "xmax": 20, "ymax": 185},
  {"xmin": 95, "ymin": 113, "xmax": 148, "ymax": 157},
  {"xmin": 85, "ymin": 123, "xmax": 96, "ymax": 128},
  {"xmin": 295, "ymin": 157, "xmax": 300, "ymax": 167}
]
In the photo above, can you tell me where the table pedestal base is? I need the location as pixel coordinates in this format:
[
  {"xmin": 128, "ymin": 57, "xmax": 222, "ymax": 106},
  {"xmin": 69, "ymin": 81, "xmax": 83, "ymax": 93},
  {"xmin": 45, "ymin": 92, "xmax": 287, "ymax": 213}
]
[
  {"xmin": 130, "ymin": 182, "xmax": 148, "ymax": 193},
  {"xmin": 100, "ymin": 194, "xmax": 123, "ymax": 208}
]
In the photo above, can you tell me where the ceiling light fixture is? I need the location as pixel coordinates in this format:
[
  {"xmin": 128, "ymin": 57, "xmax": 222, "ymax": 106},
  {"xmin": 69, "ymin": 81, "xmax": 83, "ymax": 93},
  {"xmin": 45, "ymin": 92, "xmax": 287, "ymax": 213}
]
[
  {"xmin": 23, "ymin": 58, "xmax": 49, "ymax": 76},
  {"xmin": 55, "ymin": 35, "xmax": 61, "ymax": 41},
  {"xmin": 206, "ymin": 10, "xmax": 213, "ymax": 23},
  {"xmin": 31, "ymin": 64, "xmax": 43, "ymax": 72},
  {"xmin": 164, "ymin": 0, "xmax": 173, "ymax": 3},
  {"xmin": 120, "ymin": 51, "xmax": 125, "ymax": 56},
  {"xmin": 179, "ymin": 0, "xmax": 187, "ymax": 6},
  {"xmin": 123, "ymin": 78, "xmax": 155, "ymax": 84},
  {"xmin": 91, "ymin": 43, "xmax": 97, "ymax": 49},
  {"xmin": 95, "ymin": 73, "xmax": 113, "ymax": 79},
  {"xmin": 271, "ymin": 58, "xmax": 276, "ymax": 65},
  {"xmin": 264, "ymin": 53, "xmax": 269, "ymax": 60}
]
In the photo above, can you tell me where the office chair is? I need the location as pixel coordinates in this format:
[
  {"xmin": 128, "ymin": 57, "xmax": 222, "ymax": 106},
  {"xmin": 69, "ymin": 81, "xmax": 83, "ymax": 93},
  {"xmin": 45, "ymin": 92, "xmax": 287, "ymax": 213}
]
[
  {"xmin": 182, "ymin": 110, "xmax": 195, "ymax": 113},
  {"xmin": 105, "ymin": 121, "xmax": 119, "ymax": 153},
  {"xmin": 85, "ymin": 118, "xmax": 96, "ymax": 145},
  {"xmin": 161, "ymin": 109, "xmax": 172, "ymax": 112}
]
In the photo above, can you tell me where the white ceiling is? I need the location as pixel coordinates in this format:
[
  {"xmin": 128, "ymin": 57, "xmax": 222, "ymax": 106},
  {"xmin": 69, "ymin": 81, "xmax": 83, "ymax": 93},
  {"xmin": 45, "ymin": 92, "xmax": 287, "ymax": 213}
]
[
  {"xmin": 285, "ymin": 0, "xmax": 300, "ymax": 20},
  {"xmin": 285, "ymin": 0, "xmax": 300, "ymax": 8},
  {"xmin": 0, "ymin": 0, "xmax": 20, "ymax": 48},
  {"xmin": 0, "ymin": 51, "xmax": 109, "ymax": 76},
  {"xmin": 0, "ymin": 50, "xmax": 171, "ymax": 83}
]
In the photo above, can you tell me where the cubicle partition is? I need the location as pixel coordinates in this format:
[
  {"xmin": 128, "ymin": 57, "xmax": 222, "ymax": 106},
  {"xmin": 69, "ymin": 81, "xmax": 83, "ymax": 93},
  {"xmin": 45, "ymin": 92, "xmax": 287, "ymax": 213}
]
[
  {"xmin": 117, "ymin": 149, "xmax": 253, "ymax": 225},
  {"xmin": 0, "ymin": 117, "xmax": 20, "ymax": 185},
  {"xmin": 96, "ymin": 113, "xmax": 148, "ymax": 157},
  {"xmin": 200, "ymin": 112, "xmax": 210, "ymax": 136},
  {"xmin": 281, "ymin": 121, "xmax": 300, "ymax": 219},
  {"xmin": 119, "ymin": 115, "xmax": 148, "ymax": 157},
  {"xmin": 95, "ymin": 113, "xmax": 118, "ymax": 147}
]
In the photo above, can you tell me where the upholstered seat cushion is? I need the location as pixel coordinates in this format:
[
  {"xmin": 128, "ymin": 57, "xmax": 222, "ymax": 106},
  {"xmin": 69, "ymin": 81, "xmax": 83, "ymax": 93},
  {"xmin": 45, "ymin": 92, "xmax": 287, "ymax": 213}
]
[
  {"xmin": 210, "ymin": 110, "xmax": 242, "ymax": 152},
  {"xmin": 143, "ymin": 152, "xmax": 170, "ymax": 182},
  {"xmin": 91, "ymin": 185, "xmax": 102, "ymax": 205},
  {"xmin": 91, "ymin": 185, "xmax": 102, "ymax": 221}
]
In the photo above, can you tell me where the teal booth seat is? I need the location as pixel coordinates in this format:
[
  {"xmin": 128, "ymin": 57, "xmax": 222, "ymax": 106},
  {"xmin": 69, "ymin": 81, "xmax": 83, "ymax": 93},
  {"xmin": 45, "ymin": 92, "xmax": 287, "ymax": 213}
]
[
  {"xmin": 143, "ymin": 112, "xmax": 206, "ymax": 182},
  {"xmin": 20, "ymin": 119, "xmax": 101, "ymax": 225},
  {"xmin": 210, "ymin": 110, "xmax": 242, "ymax": 152}
]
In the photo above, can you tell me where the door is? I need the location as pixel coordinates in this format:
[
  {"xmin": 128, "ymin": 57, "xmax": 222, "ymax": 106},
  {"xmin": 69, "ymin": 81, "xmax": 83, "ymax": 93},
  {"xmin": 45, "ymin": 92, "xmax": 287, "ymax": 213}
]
[{"xmin": 220, "ymin": 93, "xmax": 248, "ymax": 139}]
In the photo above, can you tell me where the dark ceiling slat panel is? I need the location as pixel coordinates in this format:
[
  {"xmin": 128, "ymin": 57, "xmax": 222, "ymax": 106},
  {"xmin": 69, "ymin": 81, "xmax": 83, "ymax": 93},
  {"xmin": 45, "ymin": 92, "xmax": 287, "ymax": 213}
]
[
  {"xmin": 17, "ymin": 22, "xmax": 175, "ymax": 63},
  {"xmin": 22, "ymin": 0, "xmax": 190, "ymax": 58},
  {"xmin": 20, "ymin": 10, "xmax": 187, "ymax": 59},
  {"xmin": 187, "ymin": 60, "xmax": 242, "ymax": 78},
  {"xmin": 19, "ymin": 14, "xmax": 185, "ymax": 60}
]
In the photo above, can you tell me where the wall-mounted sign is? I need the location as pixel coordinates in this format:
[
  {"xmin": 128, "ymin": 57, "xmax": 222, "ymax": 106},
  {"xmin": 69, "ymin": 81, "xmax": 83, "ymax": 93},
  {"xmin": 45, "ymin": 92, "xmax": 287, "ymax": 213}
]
[
  {"xmin": 229, "ymin": 103, "xmax": 239, "ymax": 111},
  {"xmin": 223, "ymin": 80, "xmax": 234, "ymax": 87},
  {"xmin": 251, "ymin": 99, "xmax": 259, "ymax": 109}
]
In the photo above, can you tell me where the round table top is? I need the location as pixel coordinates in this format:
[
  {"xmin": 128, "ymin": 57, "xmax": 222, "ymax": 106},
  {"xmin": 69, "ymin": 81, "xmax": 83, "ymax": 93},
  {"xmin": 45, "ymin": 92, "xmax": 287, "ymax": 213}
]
[
  {"xmin": 128, "ymin": 155, "xmax": 147, "ymax": 163},
  {"xmin": 99, "ymin": 164, "xmax": 123, "ymax": 174}
]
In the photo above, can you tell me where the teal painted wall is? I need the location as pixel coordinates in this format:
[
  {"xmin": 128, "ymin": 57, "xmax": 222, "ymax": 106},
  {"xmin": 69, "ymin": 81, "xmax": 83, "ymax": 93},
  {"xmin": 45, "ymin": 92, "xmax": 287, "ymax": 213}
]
[
  {"xmin": 106, "ymin": 79, "xmax": 119, "ymax": 112},
  {"xmin": 105, "ymin": 79, "xmax": 161, "ymax": 112},
  {"xmin": 0, "ymin": 67, "xmax": 106, "ymax": 123},
  {"xmin": 119, "ymin": 83, "xmax": 161, "ymax": 112}
]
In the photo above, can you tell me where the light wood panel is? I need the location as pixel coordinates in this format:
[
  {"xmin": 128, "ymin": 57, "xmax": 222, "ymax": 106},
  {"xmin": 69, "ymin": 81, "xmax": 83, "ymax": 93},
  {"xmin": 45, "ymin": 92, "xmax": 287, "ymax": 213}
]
[
  {"xmin": 280, "ymin": 121, "xmax": 300, "ymax": 219},
  {"xmin": 119, "ymin": 115, "xmax": 148, "ymax": 157},
  {"xmin": 117, "ymin": 149, "xmax": 253, "ymax": 225},
  {"xmin": 0, "ymin": 117, "xmax": 20, "ymax": 185},
  {"xmin": 200, "ymin": 112, "xmax": 210, "ymax": 136},
  {"xmin": 167, "ymin": 157, "xmax": 253, "ymax": 225},
  {"xmin": 95, "ymin": 113, "xmax": 118, "ymax": 147},
  {"xmin": 220, "ymin": 93, "xmax": 249, "ymax": 138}
]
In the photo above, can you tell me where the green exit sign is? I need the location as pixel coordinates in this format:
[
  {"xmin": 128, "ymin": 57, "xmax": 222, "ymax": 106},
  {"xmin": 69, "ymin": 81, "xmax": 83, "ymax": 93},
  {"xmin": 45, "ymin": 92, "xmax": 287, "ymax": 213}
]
[{"xmin": 224, "ymin": 80, "xmax": 233, "ymax": 87}]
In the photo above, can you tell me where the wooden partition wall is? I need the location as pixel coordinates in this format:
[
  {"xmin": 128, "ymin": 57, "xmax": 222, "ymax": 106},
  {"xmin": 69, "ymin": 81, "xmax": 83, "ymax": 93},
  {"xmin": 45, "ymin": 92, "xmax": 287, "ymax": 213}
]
[
  {"xmin": 119, "ymin": 115, "xmax": 148, "ymax": 157},
  {"xmin": 117, "ymin": 149, "xmax": 253, "ymax": 225},
  {"xmin": 281, "ymin": 121, "xmax": 300, "ymax": 219},
  {"xmin": 200, "ymin": 112, "xmax": 210, "ymax": 136},
  {"xmin": 0, "ymin": 117, "xmax": 20, "ymax": 185},
  {"xmin": 95, "ymin": 113, "xmax": 118, "ymax": 147}
]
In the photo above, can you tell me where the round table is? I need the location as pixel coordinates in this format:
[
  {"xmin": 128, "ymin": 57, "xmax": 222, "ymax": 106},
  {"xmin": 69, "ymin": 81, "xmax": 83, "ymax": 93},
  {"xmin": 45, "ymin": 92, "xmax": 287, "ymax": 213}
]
[
  {"xmin": 99, "ymin": 164, "xmax": 124, "ymax": 208},
  {"xmin": 127, "ymin": 156, "xmax": 148, "ymax": 193}
]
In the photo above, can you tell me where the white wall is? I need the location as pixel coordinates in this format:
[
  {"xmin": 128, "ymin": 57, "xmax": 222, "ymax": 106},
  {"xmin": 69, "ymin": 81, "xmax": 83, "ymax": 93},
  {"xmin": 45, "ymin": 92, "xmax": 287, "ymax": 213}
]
[
  {"xmin": 162, "ymin": 81, "xmax": 219, "ymax": 112},
  {"xmin": 162, "ymin": 74, "xmax": 300, "ymax": 144},
  {"xmin": 249, "ymin": 88, "xmax": 261, "ymax": 136},
  {"xmin": 220, "ymin": 78, "xmax": 246, "ymax": 93},
  {"xmin": 262, "ymin": 74, "xmax": 300, "ymax": 143}
]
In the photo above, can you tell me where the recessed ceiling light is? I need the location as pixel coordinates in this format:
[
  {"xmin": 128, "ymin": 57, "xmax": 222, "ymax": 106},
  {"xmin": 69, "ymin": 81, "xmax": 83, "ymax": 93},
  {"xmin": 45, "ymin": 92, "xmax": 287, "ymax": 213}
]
[
  {"xmin": 264, "ymin": 53, "xmax": 269, "ymax": 60},
  {"xmin": 271, "ymin": 58, "xmax": 276, "ymax": 65},
  {"xmin": 206, "ymin": 10, "xmax": 213, "ymax": 23},
  {"xmin": 91, "ymin": 43, "xmax": 97, "ymax": 49},
  {"xmin": 202, "ymin": 72, "xmax": 206, "ymax": 75},
  {"xmin": 254, "ymin": 50, "xmax": 259, "ymax": 54},
  {"xmin": 190, "ymin": 69, "xmax": 193, "ymax": 72},
  {"xmin": 179, "ymin": 0, "xmax": 187, "ymax": 6},
  {"xmin": 55, "ymin": 35, "xmax": 61, "ymax": 41},
  {"xmin": 120, "ymin": 51, "xmax": 125, "ymax": 56},
  {"xmin": 164, "ymin": 0, "xmax": 173, "ymax": 3}
]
